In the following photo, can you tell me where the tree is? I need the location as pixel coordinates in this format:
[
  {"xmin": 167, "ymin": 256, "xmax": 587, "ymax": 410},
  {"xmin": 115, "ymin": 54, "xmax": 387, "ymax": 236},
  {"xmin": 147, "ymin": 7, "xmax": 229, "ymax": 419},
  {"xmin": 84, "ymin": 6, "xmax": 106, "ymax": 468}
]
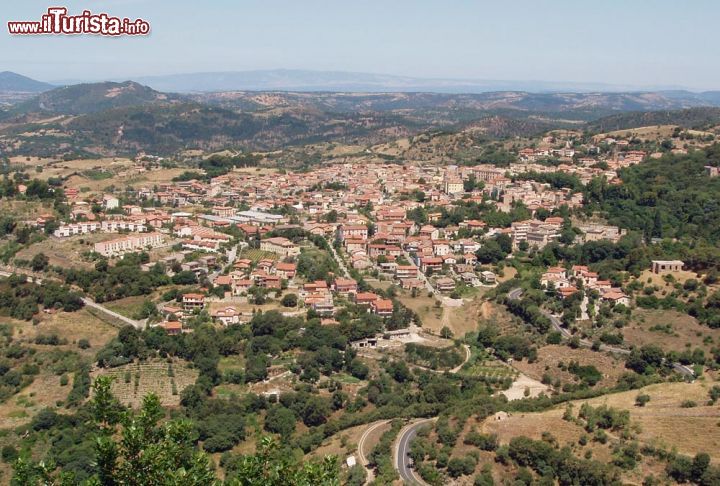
[
  {"xmin": 281, "ymin": 293, "xmax": 298, "ymax": 308},
  {"xmin": 264, "ymin": 406, "xmax": 297, "ymax": 437},
  {"xmin": 13, "ymin": 378, "xmax": 340, "ymax": 485},
  {"xmin": 301, "ymin": 396, "xmax": 331, "ymax": 427},
  {"xmin": 30, "ymin": 253, "xmax": 49, "ymax": 272}
]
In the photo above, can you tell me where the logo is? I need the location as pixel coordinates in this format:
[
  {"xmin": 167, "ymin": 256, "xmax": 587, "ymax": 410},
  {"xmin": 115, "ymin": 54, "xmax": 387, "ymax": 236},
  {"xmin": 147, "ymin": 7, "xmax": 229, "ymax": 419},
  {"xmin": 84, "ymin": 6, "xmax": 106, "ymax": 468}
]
[{"xmin": 8, "ymin": 7, "xmax": 150, "ymax": 36}]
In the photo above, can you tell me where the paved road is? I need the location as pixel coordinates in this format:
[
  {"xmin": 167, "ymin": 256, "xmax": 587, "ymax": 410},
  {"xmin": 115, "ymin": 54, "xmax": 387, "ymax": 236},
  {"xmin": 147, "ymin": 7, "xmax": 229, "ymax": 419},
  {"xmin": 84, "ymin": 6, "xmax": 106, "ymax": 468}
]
[
  {"xmin": 395, "ymin": 418, "xmax": 436, "ymax": 485},
  {"xmin": 508, "ymin": 288, "xmax": 694, "ymax": 378}
]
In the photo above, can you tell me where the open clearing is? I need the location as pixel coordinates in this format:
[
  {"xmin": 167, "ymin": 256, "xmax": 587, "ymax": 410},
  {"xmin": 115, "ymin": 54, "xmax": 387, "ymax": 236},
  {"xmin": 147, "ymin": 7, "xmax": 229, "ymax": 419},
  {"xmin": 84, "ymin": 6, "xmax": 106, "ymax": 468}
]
[
  {"xmin": 624, "ymin": 308, "xmax": 720, "ymax": 354},
  {"xmin": 512, "ymin": 344, "xmax": 627, "ymax": 389},
  {"xmin": 485, "ymin": 381, "xmax": 720, "ymax": 459}
]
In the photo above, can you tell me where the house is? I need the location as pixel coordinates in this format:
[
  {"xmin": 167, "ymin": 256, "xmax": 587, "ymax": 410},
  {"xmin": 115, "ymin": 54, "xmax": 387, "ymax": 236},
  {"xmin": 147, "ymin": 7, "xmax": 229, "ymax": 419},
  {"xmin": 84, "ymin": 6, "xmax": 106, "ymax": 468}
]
[
  {"xmin": 371, "ymin": 298, "xmax": 394, "ymax": 317},
  {"xmin": 333, "ymin": 278, "xmax": 358, "ymax": 295},
  {"xmin": 103, "ymin": 195, "xmax": 120, "ymax": 210},
  {"xmin": 354, "ymin": 292, "xmax": 379, "ymax": 307},
  {"xmin": 351, "ymin": 337, "xmax": 378, "ymax": 349},
  {"xmin": 651, "ymin": 260, "xmax": 684, "ymax": 274},
  {"xmin": 211, "ymin": 306, "xmax": 242, "ymax": 326},
  {"xmin": 601, "ymin": 291, "xmax": 630, "ymax": 307},
  {"xmin": 271, "ymin": 262, "xmax": 294, "ymax": 279},
  {"xmin": 435, "ymin": 277, "xmax": 456, "ymax": 292},
  {"xmin": 480, "ymin": 271, "xmax": 496, "ymax": 284},
  {"xmin": 432, "ymin": 240, "xmax": 451, "ymax": 256},
  {"xmin": 339, "ymin": 225, "xmax": 368, "ymax": 242},
  {"xmin": 182, "ymin": 293, "xmax": 205, "ymax": 311},
  {"xmin": 159, "ymin": 321, "xmax": 182, "ymax": 335},
  {"xmin": 260, "ymin": 237, "xmax": 300, "ymax": 257},
  {"xmin": 395, "ymin": 265, "xmax": 418, "ymax": 280}
]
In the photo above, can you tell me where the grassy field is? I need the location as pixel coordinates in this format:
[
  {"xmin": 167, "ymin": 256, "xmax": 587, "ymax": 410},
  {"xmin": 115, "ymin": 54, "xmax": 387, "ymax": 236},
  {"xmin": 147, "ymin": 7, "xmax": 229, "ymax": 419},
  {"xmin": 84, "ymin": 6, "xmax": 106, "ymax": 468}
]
[
  {"xmin": 15, "ymin": 308, "xmax": 118, "ymax": 352},
  {"xmin": 0, "ymin": 309, "xmax": 118, "ymax": 429},
  {"xmin": 104, "ymin": 295, "xmax": 149, "ymax": 320},
  {"xmin": 482, "ymin": 381, "xmax": 720, "ymax": 468},
  {"xmin": 92, "ymin": 359, "xmax": 198, "ymax": 408},
  {"xmin": 440, "ymin": 380, "xmax": 720, "ymax": 483}
]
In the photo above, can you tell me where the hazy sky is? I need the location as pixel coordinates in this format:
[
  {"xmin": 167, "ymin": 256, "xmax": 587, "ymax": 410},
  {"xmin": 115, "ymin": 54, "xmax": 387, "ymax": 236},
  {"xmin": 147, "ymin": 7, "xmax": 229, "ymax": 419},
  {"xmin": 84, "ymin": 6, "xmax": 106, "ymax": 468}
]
[{"xmin": 2, "ymin": 0, "xmax": 718, "ymax": 89}]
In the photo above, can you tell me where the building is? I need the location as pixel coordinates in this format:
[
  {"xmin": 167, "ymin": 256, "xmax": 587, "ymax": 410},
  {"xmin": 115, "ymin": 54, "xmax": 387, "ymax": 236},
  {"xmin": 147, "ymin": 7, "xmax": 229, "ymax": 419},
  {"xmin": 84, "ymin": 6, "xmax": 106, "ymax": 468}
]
[
  {"xmin": 339, "ymin": 225, "xmax": 369, "ymax": 242},
  {"xmin": 103, "ymin": 195, "xmax": 120, "ymax": 210},
  {"xmin": 54, "ymin": 222, "xmax": 101, "ymax": 238},
  {"xmin": 444, "ymin": 179, "xmax": 464, "ymax": 194},
  {"xmin": 260, "ymin": 237, "xmax": 300, "ymax": 257},
  {"xmin": 651, "ymin": 260, "xmax": 684, "ymax": 274},
  {"xmin": 371, "ymin": 298, "xmax": 394, "ymax": 317},
  {"xmin": 182, "ymin": 293, "xmax": 205, "ymax": 311},
  {"xmin": 94, "ymin": 232, "xmax": 165, "ymax": 257},
  {"xmin": 211, "ymin": 306, "xmax": 242, "ymax": 326}
]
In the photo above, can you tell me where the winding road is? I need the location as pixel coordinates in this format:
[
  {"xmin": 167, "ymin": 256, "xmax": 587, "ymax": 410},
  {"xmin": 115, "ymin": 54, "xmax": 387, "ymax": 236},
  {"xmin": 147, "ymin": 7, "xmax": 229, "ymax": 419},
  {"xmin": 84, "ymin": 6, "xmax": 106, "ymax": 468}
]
[
  {"xmin": 394, "ymin": 418, "xmax": 436, "ymax": 485},
  {"xmin": 356, "ymin": 419, "xmax": 390, "ymax": 483}
]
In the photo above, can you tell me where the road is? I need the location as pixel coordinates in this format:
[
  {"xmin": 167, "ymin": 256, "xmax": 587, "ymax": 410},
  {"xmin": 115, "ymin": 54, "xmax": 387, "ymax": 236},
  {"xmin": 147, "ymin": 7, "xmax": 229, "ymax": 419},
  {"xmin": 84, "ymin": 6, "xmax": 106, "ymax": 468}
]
[
  {"xmin": 357, "ymin": 419, "xmax": 390, "ymax": 484},
  {"xmin": 508, "ymin": 288, "xmax": 694, "ymax": 378},
  {"xmin": 82, "ymin": 297, "xmax": 145, "ymax": 330},
  {"xmin": 402, "ymin": 249, "xmax": 438, "ymax": 297},
  {"xmin": 450, "ymin": 344, "xmax": 472, "ymax": 374},
  {"xmin": 394, "ymin": 418, "xmax": 436, "ymax": 485},
  {"xmin": 391, "ymin": 345, "xmax": 469, "ymax": 483},
  {"xmin": 327, "ymin": 239, "xmax": 350, "ymax": 278},
  {"xmin": 208, "ymin": 243, "xmax": 240, "ymax": 282}
]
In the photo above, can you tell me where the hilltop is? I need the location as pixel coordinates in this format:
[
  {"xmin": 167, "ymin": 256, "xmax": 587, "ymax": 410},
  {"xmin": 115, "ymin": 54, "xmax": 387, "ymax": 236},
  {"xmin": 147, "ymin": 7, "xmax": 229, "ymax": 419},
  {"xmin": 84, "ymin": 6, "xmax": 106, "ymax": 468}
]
[{"xmin": 0, "ymin": 71, "xmax": 54, "ymax": 93}]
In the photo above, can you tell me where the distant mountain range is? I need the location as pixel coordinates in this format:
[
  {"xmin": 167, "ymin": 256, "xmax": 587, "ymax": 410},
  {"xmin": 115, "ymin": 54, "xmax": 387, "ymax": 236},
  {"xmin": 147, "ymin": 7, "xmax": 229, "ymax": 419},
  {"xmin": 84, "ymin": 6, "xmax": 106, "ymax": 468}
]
[
  {"xmin": 3, "ymin": 69, "xmax": 720, "ymax": 98},
  {"xmin": 2, "ymin": 76, "xmax": 720, "ymax": 159},
  {"xmin": 0, "ymin": 71, "xmax": 54, "ymax": 93},
  {"xmin": 132, "ymin": 69, "xmax": 671, "ymax": 94}
]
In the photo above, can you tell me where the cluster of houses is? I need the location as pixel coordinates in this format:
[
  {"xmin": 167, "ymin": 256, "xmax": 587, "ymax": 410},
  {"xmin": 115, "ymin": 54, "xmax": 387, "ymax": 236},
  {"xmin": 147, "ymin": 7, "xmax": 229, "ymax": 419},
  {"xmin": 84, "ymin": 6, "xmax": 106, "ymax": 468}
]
[{"xmin": 541, "ymin": 265, "xmax": 630, "ymax": 307}]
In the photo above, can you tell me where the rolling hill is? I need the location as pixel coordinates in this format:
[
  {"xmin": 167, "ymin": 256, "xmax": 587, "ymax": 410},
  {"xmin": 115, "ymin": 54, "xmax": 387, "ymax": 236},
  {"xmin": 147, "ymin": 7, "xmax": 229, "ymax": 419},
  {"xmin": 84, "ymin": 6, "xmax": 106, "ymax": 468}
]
[{"xmin": 0, "ymin": 71, "xmax": 54, "ymax": 93}]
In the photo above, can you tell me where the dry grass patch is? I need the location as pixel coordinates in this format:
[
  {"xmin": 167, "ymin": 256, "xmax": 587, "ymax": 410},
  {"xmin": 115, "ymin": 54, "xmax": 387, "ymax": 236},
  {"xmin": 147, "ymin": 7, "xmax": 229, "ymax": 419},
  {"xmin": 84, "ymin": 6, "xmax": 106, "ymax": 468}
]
[
  {"xmin": 12, "ymin": 308, "xmax": 117, "ymax": 353},
  {"xmin": 623, "ymin": 309, "xmax": 720, "ymax": 354},
  {"xmin": 16, "ymin": 233, "xmax": 117, "ymax": 270},
  {"xmin": 512, "ymin": 345, "xmax": 627, "ymax": 389},
  {"xmin": 0, "ymin": 373, "xmax": 71, "ymax": 429}
]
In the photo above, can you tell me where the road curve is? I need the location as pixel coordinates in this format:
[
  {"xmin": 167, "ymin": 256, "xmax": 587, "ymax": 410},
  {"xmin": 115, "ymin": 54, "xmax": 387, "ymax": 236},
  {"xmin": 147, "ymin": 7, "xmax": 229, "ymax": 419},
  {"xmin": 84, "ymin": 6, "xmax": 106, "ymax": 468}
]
[
  {"xmin": 395, "ymin": 418, "xmax": 436, "ymax": 485},
  {"xmin": 357, "ymin": 419, "xmax": 390, "ymax": 484}
]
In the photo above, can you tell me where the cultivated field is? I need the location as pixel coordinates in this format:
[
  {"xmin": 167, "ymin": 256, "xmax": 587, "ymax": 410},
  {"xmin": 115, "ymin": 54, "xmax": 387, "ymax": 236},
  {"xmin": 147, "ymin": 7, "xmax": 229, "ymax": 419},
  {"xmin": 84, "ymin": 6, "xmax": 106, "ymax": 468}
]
[{"xmin": 92, "ymin": 359, "xmax": 198, "ymax": 408}]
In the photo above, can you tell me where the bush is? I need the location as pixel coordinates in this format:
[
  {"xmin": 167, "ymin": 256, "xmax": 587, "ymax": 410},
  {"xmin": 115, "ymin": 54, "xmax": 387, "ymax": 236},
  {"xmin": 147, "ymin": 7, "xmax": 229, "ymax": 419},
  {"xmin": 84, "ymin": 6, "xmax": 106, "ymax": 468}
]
[
  {"xmin": 464, "ymin": 429, "xmax": 498, "ymax": 451},
  {"xmin": 635, "ymin": 394, "xmax": 650, "ymax": 407},
  {"xmin": 1, "ymin": 445, "xmax": 18, "ymax": 463}
]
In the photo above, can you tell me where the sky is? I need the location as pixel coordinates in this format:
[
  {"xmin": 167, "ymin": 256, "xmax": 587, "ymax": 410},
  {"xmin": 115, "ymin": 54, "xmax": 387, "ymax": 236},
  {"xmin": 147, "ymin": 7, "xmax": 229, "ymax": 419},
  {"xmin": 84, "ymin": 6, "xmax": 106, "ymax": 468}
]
[{"xmin": 1, "ymin": 0, "xmax": 718, "ymax": 90}]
